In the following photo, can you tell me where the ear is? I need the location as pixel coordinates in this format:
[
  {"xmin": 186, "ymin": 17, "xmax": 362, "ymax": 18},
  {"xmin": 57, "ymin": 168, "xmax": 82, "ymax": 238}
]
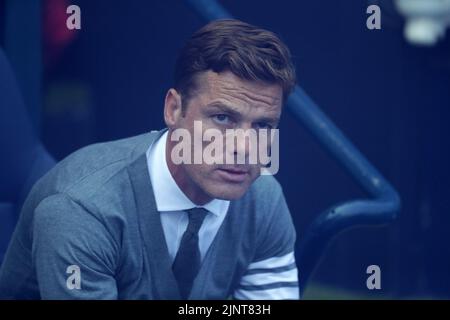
[{"xmin": 164, "ymin": 88, "xmax": 183, "ymax": 129}]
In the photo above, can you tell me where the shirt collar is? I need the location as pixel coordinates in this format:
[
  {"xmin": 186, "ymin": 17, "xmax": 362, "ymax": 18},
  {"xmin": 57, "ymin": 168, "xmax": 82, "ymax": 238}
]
[{"xmin": 146, "ymin": 130, "xmax": 229, "ymax": 217}]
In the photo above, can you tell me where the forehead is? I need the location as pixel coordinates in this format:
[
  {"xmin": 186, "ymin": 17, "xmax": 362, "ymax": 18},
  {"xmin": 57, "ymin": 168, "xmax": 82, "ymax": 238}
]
[{"xmin": 194, "ymin": 71, "xmax": 283, "ymax": 112}]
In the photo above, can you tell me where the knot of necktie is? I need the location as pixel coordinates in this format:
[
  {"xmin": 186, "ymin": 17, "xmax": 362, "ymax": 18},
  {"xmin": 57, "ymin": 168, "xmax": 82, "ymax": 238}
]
[{"xmin": 185, "ymin": 207, "xmax": 208, "ymax": 235}]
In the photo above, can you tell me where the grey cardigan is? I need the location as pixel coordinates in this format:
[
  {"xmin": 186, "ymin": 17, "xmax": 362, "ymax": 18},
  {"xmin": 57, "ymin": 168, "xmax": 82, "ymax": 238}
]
[{"xmin": 0, "ymin": 130, "xmax": 297, "ymax": 299}]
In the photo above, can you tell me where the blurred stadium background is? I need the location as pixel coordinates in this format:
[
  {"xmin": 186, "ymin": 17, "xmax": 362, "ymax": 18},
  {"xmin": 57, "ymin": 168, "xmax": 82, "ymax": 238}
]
[{"xmin": 1, "ymin": 0, "xmax": 450, "ymax": 299}]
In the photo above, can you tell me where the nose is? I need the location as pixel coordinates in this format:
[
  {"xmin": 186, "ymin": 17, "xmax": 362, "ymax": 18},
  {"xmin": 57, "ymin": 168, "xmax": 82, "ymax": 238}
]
[
  {"xmin": 225, "ymin": 125, "xmax": 256, "ymax": 165},
  {"xmin": 234, "ymin": 132, "xmax": 250, "ymax": 159}
]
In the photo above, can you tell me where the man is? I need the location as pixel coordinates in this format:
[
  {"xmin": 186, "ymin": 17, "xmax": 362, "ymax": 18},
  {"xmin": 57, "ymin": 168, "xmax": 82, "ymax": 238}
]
[{"xmin": 0, "ymin": 19, "xmax": 299, "ymax": 299}]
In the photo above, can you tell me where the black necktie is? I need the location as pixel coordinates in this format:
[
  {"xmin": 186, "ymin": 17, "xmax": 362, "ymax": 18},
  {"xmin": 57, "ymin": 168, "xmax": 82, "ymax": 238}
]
[{"xmin": 172, "ymin": 207, "xmax": 208, "ymax": 299}]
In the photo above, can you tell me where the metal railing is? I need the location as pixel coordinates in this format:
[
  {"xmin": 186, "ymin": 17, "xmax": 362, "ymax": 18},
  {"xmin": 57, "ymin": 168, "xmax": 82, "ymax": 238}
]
[{"xmin": 185, "ymin": 0, "xmax": 401, "ymax": 292}]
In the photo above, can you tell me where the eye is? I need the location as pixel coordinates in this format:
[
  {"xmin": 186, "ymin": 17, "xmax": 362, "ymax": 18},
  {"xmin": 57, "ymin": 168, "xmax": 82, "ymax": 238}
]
[
  {"xmin": 255, "ymin": 122, "xmax": 273, "ymax": 130},
  {"xmin": 212, "ymin": 114, "xmax": 231, "ymax": 125}
]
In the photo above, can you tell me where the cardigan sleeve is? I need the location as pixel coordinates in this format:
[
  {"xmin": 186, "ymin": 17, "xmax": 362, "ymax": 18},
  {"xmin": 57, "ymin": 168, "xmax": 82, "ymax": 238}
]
[{"xmin": 32, "ymin": 193, "xmax": 119, "ymax": 299}]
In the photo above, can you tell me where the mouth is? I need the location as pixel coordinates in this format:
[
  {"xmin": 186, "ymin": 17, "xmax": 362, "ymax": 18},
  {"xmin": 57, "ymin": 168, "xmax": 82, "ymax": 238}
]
[{"xmin": 216, "ymin": 167, "xmax": 250, "ymax": 183}]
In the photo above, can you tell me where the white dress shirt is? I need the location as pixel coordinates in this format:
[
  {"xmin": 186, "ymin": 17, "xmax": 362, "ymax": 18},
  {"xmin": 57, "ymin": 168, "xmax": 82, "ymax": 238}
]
[
  {"xmin": 146, "ymin": 130, "xmax": 299, "ymax": 299},
  {"xmin": 146, "ymin": 131, "xmax": 229, "ymax": 261}
]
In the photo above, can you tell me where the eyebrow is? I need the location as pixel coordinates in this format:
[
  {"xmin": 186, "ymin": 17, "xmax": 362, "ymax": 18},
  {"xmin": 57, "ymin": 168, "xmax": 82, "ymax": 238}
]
[
  {"xmin": 206, "ymin": 102, "xmax": 242, "ymax": 118},
  {"xmin": 257, "ymin": 116, "xmax": 280, "ymax": 126},
  {"xmin": 206, "ymin": 101, "xmax": 280, "ymax": 125}
]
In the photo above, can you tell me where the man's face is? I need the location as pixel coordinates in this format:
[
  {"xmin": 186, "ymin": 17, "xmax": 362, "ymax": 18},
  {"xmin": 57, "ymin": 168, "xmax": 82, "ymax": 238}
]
[{"xmin": 165, "ymin": 70, "xmax": 283, "ymax": 204}]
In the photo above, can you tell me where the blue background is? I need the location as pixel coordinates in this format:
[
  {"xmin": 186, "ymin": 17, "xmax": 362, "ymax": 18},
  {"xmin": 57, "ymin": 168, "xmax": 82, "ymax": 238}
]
[{"xmin": 1, "ymin": 0, "xmax": 450, "ymax": 298}]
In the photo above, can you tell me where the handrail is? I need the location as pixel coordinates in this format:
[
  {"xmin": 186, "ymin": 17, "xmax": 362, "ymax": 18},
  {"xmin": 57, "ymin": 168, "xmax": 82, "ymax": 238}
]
[
  {"xmin": 288, "ymin": 89, "xmax": 400, "ymax": 292},
  {"xmin": 185, "ymin": 0, "xmax": 401, "ymax": 293}
]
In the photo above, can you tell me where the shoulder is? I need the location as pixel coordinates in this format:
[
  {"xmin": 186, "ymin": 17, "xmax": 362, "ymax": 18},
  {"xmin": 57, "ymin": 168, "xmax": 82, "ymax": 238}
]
[
  {"xmin": 232, "ymin": 175, "xmax": 296, "ymax": 262},
  {"xmin": 52, "ymin": 132, "xmax": 154, "ymax": 187},
  {"xmin": 234, "ymin": 174, "xmax": 290, "ymax": 230},
  {"xmin": 29, "ymin": 131, "xmax": 159, "ymax": 200},
  {"xmin": 21, "ymin": 131, "xmax": 162, "ymax": 233},
  {"xmin": 246, "ymin": 174, "xmax": 284, "ymax": 207}
]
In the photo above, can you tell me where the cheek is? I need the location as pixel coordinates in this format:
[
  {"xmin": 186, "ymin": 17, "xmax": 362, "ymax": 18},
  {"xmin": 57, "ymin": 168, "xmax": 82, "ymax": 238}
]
[
  {"xmin": 249, "ymin": 166, "xmax": 261, "ymax": 181},
  {"xmin": 187, "ymin": 163, "xmax": 216, "ymax": 183}
]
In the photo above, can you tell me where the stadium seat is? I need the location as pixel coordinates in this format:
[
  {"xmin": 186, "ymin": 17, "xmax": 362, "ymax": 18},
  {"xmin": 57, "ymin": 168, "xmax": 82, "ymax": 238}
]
[{"xmin": 0, "ymin": 48, "xmax": 55, "ymax": 266}]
